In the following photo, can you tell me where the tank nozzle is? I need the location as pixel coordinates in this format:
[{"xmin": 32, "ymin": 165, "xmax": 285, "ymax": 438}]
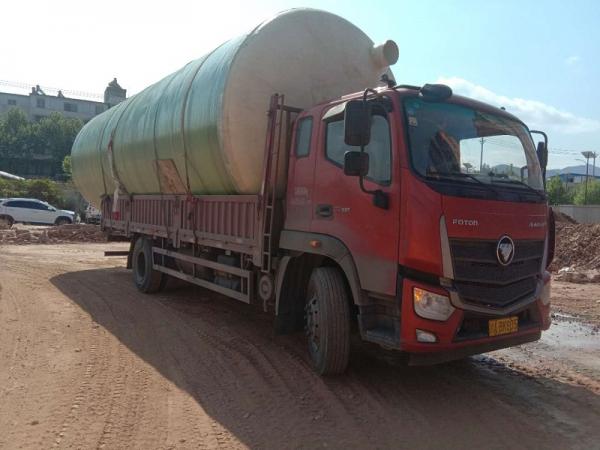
[{"xmin": 371, "ymin": 40, "xmax": 399, "ymax": 68}]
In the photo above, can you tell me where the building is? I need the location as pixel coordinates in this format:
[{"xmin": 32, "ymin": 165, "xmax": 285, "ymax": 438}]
[
  {"xmin": 557, "ymin": 173, "xmax": 600, "ymax": 184},
  {"xmin": 0, "ymin": 78, "xmax": 126, "ymax": 122}
]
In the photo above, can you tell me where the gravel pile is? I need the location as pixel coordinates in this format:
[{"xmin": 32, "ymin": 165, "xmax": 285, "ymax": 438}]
[
  {"xmin": 551, "ymin": 221, "xmax": 600, "ymax": 283},
  {"xmin": 0, "ymin": 224, "xmax": 106, "ymax": 245}
]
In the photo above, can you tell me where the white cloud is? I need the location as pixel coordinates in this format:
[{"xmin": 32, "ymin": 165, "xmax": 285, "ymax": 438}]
[
  {"xmin": 565, "ymin": 55, "xmax": 580, "ymax": 66},
  {"xmin": 437, "ymin": 76, "xmax": 600, "ymax": 135}
]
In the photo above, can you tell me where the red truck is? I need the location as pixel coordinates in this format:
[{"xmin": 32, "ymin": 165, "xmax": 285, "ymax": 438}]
[{"xmin": 102, "ymin": 84, "xmax": 554, "ymax": 375}]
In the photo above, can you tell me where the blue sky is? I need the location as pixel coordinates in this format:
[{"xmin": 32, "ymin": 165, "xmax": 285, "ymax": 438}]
[{"xmin": 1, "ymin": 0, "xmax": 598, "ymax": 169}]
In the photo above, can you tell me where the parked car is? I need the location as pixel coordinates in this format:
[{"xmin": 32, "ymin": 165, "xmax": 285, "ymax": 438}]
[
  {"xmin": 85, "ymin": 203, "xmax": 102, "ymax": 224},
  {"xmin": 0, "ymin": 198, "xmax": 76, "ymax": 227}
]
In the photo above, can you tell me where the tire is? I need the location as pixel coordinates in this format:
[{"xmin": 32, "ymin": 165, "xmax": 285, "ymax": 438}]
[
  {"xmin": 0, "ymin": 216, "xmax": 14, "ymax": 229},
  {"xmin": 132, "ymin": 237, "xmax": 163, "ymax": 293},
  {"xmin": 305, "ymin": 267, "xmax": 351, "ymax": 375},
  {"xmin": 55, "ymin": 217, "xmax": 71, "ymax": 226}
]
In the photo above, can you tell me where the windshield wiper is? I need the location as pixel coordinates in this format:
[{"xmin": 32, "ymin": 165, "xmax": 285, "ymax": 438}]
[
  {"xmin": 488, "ymin": 178, "xmax": 546, "ymax": 201},
  {"xmin": 426, "ymin": 171, "xmax": 500, "ymax": 196}
]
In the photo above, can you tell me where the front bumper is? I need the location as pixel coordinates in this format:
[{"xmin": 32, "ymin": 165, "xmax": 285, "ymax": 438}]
[{"xmin": 389, "ymin": 273, "xmax": 550, "ymax": 364}]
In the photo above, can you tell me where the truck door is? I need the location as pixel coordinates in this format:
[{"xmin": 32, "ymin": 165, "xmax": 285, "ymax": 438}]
[
  {"xmin": 285, "ymin": 114, "xmax": 316, "ymax": 231},
  {"xmin": 311, "ymin": 103, "xmax": 400, "ymax": 296}
]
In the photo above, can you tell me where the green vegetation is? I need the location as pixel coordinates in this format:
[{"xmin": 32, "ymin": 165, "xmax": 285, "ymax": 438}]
[
  {"xmin": 547, "ymin": 175, "xmax": 600, "ymax": 205},
  {"xmin": 0, "ymin": 178, "xmax": 63, "ymax": 206},
  {"xmin": 573, "ymin": 179, "xmax": 600, "ymax": 205},
  {"xmin": 546, "ymin": 176, "xmax": 574, "ymax": 205},
  {"xmin": 0, "ymin": 108, "xmax": 83, "ymax": 178}
]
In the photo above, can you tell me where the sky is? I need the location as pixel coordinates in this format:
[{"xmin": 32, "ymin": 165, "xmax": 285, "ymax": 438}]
[{"xmin": 1, "ymin": 0, "xmax": 598, "ymax": 169}]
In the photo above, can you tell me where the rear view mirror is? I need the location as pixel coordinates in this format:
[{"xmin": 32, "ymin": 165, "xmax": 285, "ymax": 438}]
[
  {"xmin": 536, "ymin": 141, "xmax": 548, "ymax": 169},
  {"xmin": 344, "ymin": 151, "xmax": 369, "ymax": 177},
  {"xmin": 344, "ymin": 100, "xmax": 371, "ymax": 146}
]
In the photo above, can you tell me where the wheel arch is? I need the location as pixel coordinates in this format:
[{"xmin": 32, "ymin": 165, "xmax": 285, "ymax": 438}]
[{"xmin": 274, "ymin": 230, "xmax": 363, "ymax": 334}]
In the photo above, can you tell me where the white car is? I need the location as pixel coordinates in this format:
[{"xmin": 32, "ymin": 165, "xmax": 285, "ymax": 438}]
[{"xmin": 0, "ymin": 198, "xmax": 76, "ymax": 227}]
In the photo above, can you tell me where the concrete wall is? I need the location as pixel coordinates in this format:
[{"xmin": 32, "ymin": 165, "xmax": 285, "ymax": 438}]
[{"xmin": 555, "ymin": 205, "xmax": 600, "ymax": 224}]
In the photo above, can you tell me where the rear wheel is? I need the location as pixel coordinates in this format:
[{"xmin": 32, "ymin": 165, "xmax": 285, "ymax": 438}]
[
  {"xmin": 132, "ymin": 237, "xmax": 163, "ymax": 293},
  {"xmin": 305, "ymin": 267, "xmax": 351, "ymax": 375},
  {"xmin": 0, "ymin": 216, "xmax": 14, "ymax": 229}
]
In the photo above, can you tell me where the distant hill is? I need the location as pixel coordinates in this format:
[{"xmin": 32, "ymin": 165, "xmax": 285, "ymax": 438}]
[{"xmin": 546, "ymin": 165, "xmax": 594, "ymax": 178}]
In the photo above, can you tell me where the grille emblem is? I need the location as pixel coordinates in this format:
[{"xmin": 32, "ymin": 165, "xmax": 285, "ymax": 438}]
[{"xmin": 497, "ymin": 235, "xmax": 515, "ymax": 266}]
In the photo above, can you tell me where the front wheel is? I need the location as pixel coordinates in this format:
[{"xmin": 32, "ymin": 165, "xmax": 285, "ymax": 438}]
[
  {"xmin": 0, "ymin": 216, "xmax": 14, "ymax": 229},
  {"xmin": 55, "ymin": 217, "xmax": 71, "ymax": 226},
  {"xmin": 305, "ymin": 267, "xmax": 351, "ymax": 375}
]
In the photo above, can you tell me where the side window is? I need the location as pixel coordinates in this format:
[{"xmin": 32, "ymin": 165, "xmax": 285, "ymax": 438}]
[
  {"xmin": 294, "ymin": 117, "xmax": 313, "ymax": 157},
  {"xmin": 32, "ymin": 202, "xmax": 49, "ymax": 210},
  {"xmin": 20, "ymin": 201, "xmax": 37, "ymax": 209},
  {"xmin": 325, "ymin": 114, "xmax": 392, "ymax": 185},
  {"xmin": 4, "ymin": 201, "xmax": 17, "ymax": 207}
]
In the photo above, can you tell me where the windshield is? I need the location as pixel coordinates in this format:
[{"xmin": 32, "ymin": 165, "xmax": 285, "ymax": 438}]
[{"xmin": 404, "ymin": 97, "xmax": 543, "ymax": 191}]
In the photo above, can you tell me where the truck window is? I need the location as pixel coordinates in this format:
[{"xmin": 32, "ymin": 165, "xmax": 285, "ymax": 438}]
[
  {"xmin": 295, "ymin": 117, "xmax": 313, "ymax": 157},
  {"xmin": 325, "ymin": 114, "xmax": 391, "ymax": 185}
]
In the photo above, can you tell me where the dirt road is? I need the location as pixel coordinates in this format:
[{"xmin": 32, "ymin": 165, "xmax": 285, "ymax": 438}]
[{"xmin": 1, "ymin": 243, "xmax": 599, "ymax": 449}]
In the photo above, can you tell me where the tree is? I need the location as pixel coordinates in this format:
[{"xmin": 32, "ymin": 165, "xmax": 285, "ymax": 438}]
[
  {"xmin": 0, "ymin": 108, "xmax": 33, "ymax": 159},
  {"xmin": 573, "ymin": 179, "xmax": 600, "ymax": 205},
  {"xmin": 0, "ymin": 108, "xmax": 82, "ymax": 178},
  {"xmin": 546, "ymin": 176, "xmax": 573, "ymax": 205},
  {"xmin": 62, "ymin": 155, "xmax": 72, "ymax": 179}
]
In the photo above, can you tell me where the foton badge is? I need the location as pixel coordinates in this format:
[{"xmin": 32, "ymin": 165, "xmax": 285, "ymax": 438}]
[{"xmin": 496, "ymin": 235, "xmax": 515, "ymax": 266}]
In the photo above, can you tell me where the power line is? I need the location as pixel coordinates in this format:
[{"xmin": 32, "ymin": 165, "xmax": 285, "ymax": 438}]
[{"xmin": 0, "ymin": 79, "xmax": 103, "ymax": 101}]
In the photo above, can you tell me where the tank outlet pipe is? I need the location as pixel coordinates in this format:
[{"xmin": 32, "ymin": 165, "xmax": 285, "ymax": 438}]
[{"xmin": 371, "ymin": 40, "xmax": 399, "ymax": 68}]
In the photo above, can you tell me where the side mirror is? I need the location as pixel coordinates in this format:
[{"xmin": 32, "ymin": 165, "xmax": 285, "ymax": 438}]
[
  {"xmin": 344, "ymin": 100, "xmax": 371, "ymax": 146},
  {"xmin": 344, "ymin": 151, "xmax": 369, "ymax": 177},
  {"xmin": 536, "ymin": 141, "xmax": 548, "ymax": 170}
]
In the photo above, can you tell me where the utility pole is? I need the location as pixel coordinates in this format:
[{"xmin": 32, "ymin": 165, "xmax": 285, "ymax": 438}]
[
  {"xmin": 479, "ymin": 137, "xmax": 486, "ymax": 173},
  {"xmin": 581, "ymin": 151, "xmax": 595, "ymax": 204}
]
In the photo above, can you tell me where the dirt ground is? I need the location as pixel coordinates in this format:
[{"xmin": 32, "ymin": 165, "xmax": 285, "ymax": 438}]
[{"xmin": 1, "ymin": 243, "xmax": 599, "ymax": 450}]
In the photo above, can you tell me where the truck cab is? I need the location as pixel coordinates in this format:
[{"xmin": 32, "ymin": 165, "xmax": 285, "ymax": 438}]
[{"xmin": 278, "ymin": 83, "xmax": 553, "ymax": 368}]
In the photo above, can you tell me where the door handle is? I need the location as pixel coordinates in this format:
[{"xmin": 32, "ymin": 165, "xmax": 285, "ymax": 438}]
[{"xmin": 316, "ymin": 204, "xmax": 333, "ymax": 218}]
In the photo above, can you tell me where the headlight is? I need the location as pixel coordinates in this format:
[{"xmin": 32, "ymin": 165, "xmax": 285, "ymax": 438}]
[{"xmin": 413, "ymin": 287, "xmax": 455, "ymax": 321}]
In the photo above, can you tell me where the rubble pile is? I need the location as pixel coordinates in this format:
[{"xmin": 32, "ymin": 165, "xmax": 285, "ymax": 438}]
[
  {"xmin": 551, "ymin": 221, "xmax": 600, "ymax": 283},
  {"xmin": 0, "ymin": 224, "xmax": 107, "ymax": 245}
]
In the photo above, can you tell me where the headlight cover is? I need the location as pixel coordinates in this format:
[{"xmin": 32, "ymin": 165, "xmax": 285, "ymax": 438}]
[{"xmin": 413, "ymin": 287, "xmax": 455, "ymax": 321}]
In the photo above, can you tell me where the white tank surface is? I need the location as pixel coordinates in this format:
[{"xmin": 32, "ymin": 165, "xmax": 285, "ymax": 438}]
[{"xmin": 71, "ymin": 8, "xmax": 398, "ymax": 206}]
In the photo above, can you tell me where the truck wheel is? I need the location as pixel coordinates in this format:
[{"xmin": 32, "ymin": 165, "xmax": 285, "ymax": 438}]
[
  {"xmin": 305, "ymin": 267, "xmax": 351, "ymax": 375},
  {"xmin": 132, "ymin": 237, "xmax": 163, "ymax": 293}
]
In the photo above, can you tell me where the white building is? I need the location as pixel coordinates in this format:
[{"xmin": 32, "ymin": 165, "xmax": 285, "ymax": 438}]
[{"xmin": 0, "ymin": 78, "xmax": 126, "ymax": 122}]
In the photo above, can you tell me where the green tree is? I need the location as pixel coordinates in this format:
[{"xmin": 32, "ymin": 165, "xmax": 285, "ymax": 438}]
[
  {"xmin": 573, "ymin": 179, "xmax": 600, "ymax": 205},
  {"xmin": 62, "ymin": 155, "xmax": 72, "ymax": 179},
  {"xmin": 0, "ymin": 108, "xmax": 33, "ymax": 159},
  {"xmin": 0, "ymin": 109, "xmax": 82, "ymax": 178},
  {"xmin": 546, "ymin": 176, "xmax": 573, "ymax": 205}
]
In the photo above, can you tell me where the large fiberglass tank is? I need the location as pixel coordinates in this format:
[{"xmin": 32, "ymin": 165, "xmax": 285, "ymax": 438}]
[{"xmin": 71, "ymin": 8, "xmax": 398, "ymax": 206}]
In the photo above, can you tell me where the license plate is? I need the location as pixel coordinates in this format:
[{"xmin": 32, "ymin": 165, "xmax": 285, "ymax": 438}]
[{"xmin": 488, "ymin": 316, "xmax": 518, "ymax": 337}]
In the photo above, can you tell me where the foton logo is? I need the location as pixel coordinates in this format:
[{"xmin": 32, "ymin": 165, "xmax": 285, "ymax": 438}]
[{"xmin": 452, "ymin": 218, "xmax": 479, "ymax": 226}]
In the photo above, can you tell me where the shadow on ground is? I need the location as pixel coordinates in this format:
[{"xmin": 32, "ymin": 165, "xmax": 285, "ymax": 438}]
[{"xmin": 51, "ymin": 267, "xmax": 600, "ymax": 449}]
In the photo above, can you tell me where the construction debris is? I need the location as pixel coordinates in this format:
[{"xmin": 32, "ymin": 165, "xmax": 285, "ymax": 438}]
[
  {"xmin": 0, "ymin": 224, "xmax": 106, "ymax": 245},
  {"xmin": 551, "ymin": 221, "xmax": 600, "ymax": 283}
]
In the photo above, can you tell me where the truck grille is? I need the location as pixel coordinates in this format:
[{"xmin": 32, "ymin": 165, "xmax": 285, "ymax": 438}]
[{"xmin": 450, "ymin": 239, "xmax": 544, "ymax": 308}]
